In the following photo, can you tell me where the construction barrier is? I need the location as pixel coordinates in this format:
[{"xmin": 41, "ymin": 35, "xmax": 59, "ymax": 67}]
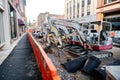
[
  {"xmin": 28, "ymin": 32, "xmax": 61, "ymax": 80},
  {"xmin": 27, "ymin": 29, "xmax": 35, "ymax": 33}
]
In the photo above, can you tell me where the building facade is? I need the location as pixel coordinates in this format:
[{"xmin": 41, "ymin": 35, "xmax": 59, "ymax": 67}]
[
  {"xmin": 97, "ymin": 0, "xmax": 120, "ymax": 31},
  {"xmin": 0, "ymin": 0, "xmax": 26, "ymax": 49},
  {"xmin": 65, "ymin": 0, "xmax": 97, "ymax": 23},
  {"xmin": 37, "ymin": 12, "xmax": 64, "ymax": 30}
]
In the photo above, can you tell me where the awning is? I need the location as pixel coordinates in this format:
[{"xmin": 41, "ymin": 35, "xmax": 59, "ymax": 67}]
[{"xmin": 18, "ymin": 19, "xmax": 24, "ymax": 25}]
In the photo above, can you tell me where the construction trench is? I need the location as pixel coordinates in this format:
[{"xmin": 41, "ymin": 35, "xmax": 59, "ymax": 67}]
[{"xmin": 33, "ymin": 33, "xmax": 120, "ymax": 80}]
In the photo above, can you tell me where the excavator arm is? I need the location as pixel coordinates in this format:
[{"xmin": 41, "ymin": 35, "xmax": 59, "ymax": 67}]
[
  {"xmin": 52, "ymin": 19, "xmax": 87, "ymax": 46},
  {"xmin": 47, "ymin": 18, "xmax": 92, "ymax": 50}
]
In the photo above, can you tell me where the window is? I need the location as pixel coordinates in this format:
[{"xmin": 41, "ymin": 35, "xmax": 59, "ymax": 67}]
[
  {"xmin": 67, "ymin": 3, "xmax": 68, "ymax": 13},
  {"xmin": 91, "ymin": 30, "xmax": 97, "ymax": 33},
  {"xmin": 87, "ymin": 0, "xmax": 91, "ymax": 5},
  {"xmin": 105, "ymin": 0, "xmax": 117, "ymax": 4},
  {"xmin": 73, "ymin": 15, "xmax": 75, "ymax": 18},
  {"xmin": 104, "ymin": 0, "xmax": 107, "ymax": 4},
  {"xmin": 77, "ymin": 2, "xmax": 79, "ymax": 9},
  {"xmin": 82, "ymin": 0, "xmax": 84, "ymax": 7},
  {"xmin": 73, "ymin": 0, "xmax": 75, "ymax": 18},
  {"xmin": 67, "ymin": 3, "xmax": 68, "ymax": 19},
  {"xmin": 81, "ymin": 0, "xmax": 84, "ymax": 17},
  {"xmin": 77, "ymin": 1, "xmax": 79, "ymax": 18},
  {"xmin": 87, "ymin": 12, "xmax": 90, "ymax": 15},
  {"xmin": 77, "ymin": 14, "xmax": 79, "ymax": 18},
  {"xmin": 81, "ymin": 7, "xmax": 84, "ymax": 17},
  {"xmin": 108, "ymin": 0, "xmax": 117, "ymax": 3},
  {"xmin": 87, "ymin": 5, "xmax": 90, "ymax": 15},
  {"xmin": 77, "ymin": 9, "xmax": 79, "ymax": 18},
  {"xmin": 82, "ymin": 13, "xmax": 84, "ymax": 17},
  {"xmin": 0, "ymin": 11, "xmax": 5, "ymax": 45},
  {"xmin": 9, "ymin": 4, "xmax": 17, "ymax": 39},
  {"xmin": 70, "ymin": 1, "xmax": 72, "ymax": 19},
  {"xmin": 73, "ymin": 36, "xmax": 79, "ymax": 41},
  {"xmin": 82, "ymin": 7, "xmax": 84, "ymax": 12}
]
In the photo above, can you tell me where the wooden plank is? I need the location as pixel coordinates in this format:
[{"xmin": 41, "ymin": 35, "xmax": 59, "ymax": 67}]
[{"xmin": 106, "ymin": 66, "xmax": 120, "ymax": 80}]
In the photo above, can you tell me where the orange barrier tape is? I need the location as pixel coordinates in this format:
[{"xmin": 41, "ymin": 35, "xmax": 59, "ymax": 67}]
[
  {"xmin": 27, "ymin": 29, "xmax": 35, "ymax": 33},
  {"xmin": 28, "ymin": 32, "xmax": 61, "ymax": 80}
]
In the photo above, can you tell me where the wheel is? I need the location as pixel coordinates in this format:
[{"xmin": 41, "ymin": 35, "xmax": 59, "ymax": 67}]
[{"xmin": 108, "ymin": 52, "xmax": 113, "ymax": 57}]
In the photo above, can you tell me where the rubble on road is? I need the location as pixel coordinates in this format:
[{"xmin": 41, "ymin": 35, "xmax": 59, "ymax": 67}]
[{"xmin": 35, "ymin": 36, "xmax": 120, "ymax": 80}]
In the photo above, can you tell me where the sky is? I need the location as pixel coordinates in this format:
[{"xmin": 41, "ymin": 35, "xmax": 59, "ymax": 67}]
[{"xmin": 26, "ymin": 0, "xmax": 65, "ymax": 22}]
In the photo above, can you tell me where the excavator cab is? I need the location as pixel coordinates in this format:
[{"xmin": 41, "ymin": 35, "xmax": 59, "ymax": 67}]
[{"xmin": 89, "ymin": 21, "xmax": 113, "ymax": 51}]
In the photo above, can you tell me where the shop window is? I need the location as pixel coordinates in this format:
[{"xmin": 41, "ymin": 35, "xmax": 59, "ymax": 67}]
[{"xmin": 9, "ymin": 4, "xmax": 17, "ymax": 39}]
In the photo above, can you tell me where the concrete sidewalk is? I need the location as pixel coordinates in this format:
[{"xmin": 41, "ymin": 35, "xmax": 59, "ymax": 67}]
[
  {"xmin": 0, "ymin": 34, "xmax": 42, "ymax": 80},
  {"xmin": 0, "ymin": 34, "xmax": 25, "ymax": 65}
]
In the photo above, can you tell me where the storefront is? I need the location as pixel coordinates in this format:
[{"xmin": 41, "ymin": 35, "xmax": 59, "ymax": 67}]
[
  {"xmin": 96, "ymin": 0, "xmax": 120, "ymax": 37},
  {"xmin": 104, "ymin": 10, "xmax": 120, "ymax": 37},
  {"xmin": 104, "ymin": 11, "xmax": 120, "ymax": 29}
]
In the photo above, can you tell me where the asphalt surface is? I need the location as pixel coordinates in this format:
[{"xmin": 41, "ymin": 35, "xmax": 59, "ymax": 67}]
[{"xmin": 0, "ymin": 34, "xmax": 43, "ymax": 80}]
